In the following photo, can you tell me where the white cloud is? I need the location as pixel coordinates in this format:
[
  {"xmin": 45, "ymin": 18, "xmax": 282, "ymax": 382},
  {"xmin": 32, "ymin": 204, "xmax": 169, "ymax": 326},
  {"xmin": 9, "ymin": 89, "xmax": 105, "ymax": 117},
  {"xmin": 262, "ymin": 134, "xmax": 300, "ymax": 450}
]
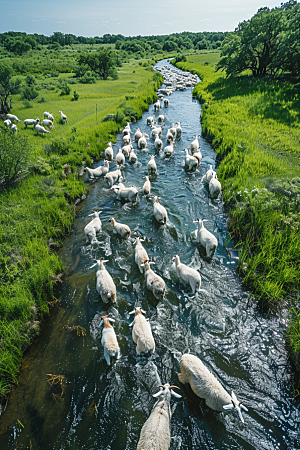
[{"xmin": 32, "ymin": 20, "xmax": 37, "ymax": 22}]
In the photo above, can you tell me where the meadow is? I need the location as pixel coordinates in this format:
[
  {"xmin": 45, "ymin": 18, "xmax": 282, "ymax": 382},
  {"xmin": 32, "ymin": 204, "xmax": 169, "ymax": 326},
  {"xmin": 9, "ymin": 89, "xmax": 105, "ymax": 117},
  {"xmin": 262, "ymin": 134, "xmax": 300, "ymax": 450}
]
[
  {"xmin": 176, "ymin": 54, "xmax": 300, "ymax": 375},
  {"xmin": 0, "ymin": 49, "xmax": 163, "ymax": 398}
]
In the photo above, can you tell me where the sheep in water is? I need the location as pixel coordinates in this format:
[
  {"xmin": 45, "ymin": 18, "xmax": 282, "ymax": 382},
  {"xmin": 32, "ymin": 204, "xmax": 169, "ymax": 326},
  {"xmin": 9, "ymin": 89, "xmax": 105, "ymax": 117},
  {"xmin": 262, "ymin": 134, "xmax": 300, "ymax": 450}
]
[
  {"xmin": 109, "ymin": 217, "xmax": 131, "ymax": 238},
  {"xmin": 95, "ymin": 259, "xmax": 116, "ymax": 303},
  {"xmin": 209, "ymin": 173, "xmax": 222, "ymax": 198},
  {"xmin": 136, "ymin": 383, "xmax": 181, "ymax": 450},
  {"xmin": 183, "ymin": 149, "xmax": 198, "ymax": 171},
  {"xmin": 116, "ymin": 149, "xmax": 125, "ymax": 165},
  {"xmin": 104, "ymin": 166, "xmax": 122, "ymax": 188},
  {"xmin": 152, "ymin": 195, "xmax": 168, "ymax": 225},
  {"xmin": 154, "ymin": 134, "xmax": 163, "ymax": 152},
  {"xmin": 142, "ymin": 175, "xmax": 151, "ymax": 196},
  {"xmin": 104, "ymin": 142, "xmax": 114, "ymax": 161},
  {"xmin": 111, "ymin": 182, "xmax": 138, "ymax": 202},
  {"xmin": 135, "ymin": 237, "xmax": 149, "ymax": 273},
  {"xmin": 84, "ymin": 210, "xmax": 102, "ymax": 243},
  {"xmin": 129, "ymin": 306, "xmax": 155, "ymax": 355},
  {"xmin": 99, "ymin": 314, "xmax": 120, "ymax": 365},
  {"xmin": 154, "ymin": 100, "xmax": 160, "ymax": 112},
  {"xmin": 148, "ymin": 155, "xmax": 157, "ymax": 176},
  {"xmin": 129, "ymin": 149, "xmax": 138, "ymax": 164},
  {"xmin": 164, "ymin": 98, "xmax": 169, "ymax": 107},
  {"xmin": 190, "ymin": 136, "xmax": 199, "ymax": 154},
  {"xmin": 85, "ymin": 160, "xmax": 109, "ymax": 179},
  {"xmin": 141, "ymin": 260, "xmax": 166, "ymax": 300},
  {"xmin": 178, "ymin": 354, "xmax": 248, "ymax": 422},
  {"xmin": 164, "ymin": 142, "xmax": 174, "ymax": 158},
  {"xmin": 172, "ymin": 255, "xmax": 201, "ymax": 294},
  {"xmin": 192, "ymin": 219, "xmax": 218, "ymax": 258},
  {"xmin": 138, "ymin": 133, "xmax": 148, "ymax": 149},
  {"xmin": 135, "ymin": 128, "xmax": 143, "ymax": 141},
  {"xmin": 205, "ymin": 164, "xmax": 216, "ymax": 183},
  {"xmin": 146, "ymin": 116, "xmax": 154, "ymax": 126}
]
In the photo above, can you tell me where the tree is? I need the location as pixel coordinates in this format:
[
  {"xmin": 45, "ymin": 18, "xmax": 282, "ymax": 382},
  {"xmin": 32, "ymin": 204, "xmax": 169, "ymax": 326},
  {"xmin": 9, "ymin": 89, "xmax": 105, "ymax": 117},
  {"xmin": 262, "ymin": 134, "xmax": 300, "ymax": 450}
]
[
  {"xmin": 0, "ymin": 131, "xmax": 31, "ymax": 188},
  {"xmin": 77, "ymin": 47, "xmax": 117, "ymax": 80},
  {"xmin": 216, "ymin": 7, "xmax": 284, "ymax": 77},
  {"xmin": 0, "ymin": 63, "xmax": 21, "ymax": 115}
]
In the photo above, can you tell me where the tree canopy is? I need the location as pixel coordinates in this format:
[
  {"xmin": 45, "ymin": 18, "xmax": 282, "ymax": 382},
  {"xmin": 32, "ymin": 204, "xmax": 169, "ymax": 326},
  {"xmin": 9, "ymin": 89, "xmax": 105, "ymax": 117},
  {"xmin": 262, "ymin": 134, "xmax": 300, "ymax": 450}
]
[
  {"xmin": 77, "ymin": 47, "xmax": 117, "ymax": 80},
  {"xmin": 0, "ymin": 63, "xmax": 21, "ymax": 115}
]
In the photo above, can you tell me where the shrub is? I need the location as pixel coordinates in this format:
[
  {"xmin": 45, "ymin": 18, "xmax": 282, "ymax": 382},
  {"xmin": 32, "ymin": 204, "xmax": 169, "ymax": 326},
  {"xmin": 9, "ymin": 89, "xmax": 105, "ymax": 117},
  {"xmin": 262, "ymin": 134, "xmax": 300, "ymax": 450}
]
[
  {"xmin": 60, "ymin": 83, "xmax": 71, "ymax": 96},
  {"xmin": 0, "ymin": 131, "xmax": 31, "ymax": 187},
  {"xmin": 21, "ymin": 86, "xmax": 38, "ymax": 100},
  {"xmin": 71, "ymin": 90, "xmax": 79, "ymax": 101}
]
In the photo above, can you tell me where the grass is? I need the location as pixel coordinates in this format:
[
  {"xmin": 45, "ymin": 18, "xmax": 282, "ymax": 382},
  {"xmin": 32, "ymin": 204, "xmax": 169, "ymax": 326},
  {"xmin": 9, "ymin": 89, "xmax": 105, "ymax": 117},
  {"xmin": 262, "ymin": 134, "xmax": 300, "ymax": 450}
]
[
  {"xmin": 0, "ymin": 54, "xmax": 162, "ymax": 398},
  {"xmin": 175, "ymin": 53, "xmax": 300, "ymax": 375}
]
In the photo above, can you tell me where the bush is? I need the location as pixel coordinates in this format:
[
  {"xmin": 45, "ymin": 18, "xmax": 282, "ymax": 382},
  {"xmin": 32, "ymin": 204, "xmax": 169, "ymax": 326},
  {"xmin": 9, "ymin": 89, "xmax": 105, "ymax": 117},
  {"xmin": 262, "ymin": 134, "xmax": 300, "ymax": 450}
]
[
  {"xmin": 38, "ymin": 97, "xmax": 46, "ymax": 103},
  {"xmin": 22, "ymin": 100, "xmax": 33, "ymax": 108},
  {"xmin": 79, "ymin": 71, "xmax": 95, "ymax": 84},
  {"xmin": 60, "ymin": 83, "xmax": 71, "ymax": 96},
  {"xmin": 71, "ymin": 90, "xmax": 79, "ymax": 101},
  {"xmin": 43, "ymin": 138, "xmax": 70, "ymax": 156},
  {"xmin": 0, "ymin": 131, "xmax": 31, "ymax": 187},
  {"xmin": 21, "ymin": 86, "xmax": 38, "ymax": 100}
]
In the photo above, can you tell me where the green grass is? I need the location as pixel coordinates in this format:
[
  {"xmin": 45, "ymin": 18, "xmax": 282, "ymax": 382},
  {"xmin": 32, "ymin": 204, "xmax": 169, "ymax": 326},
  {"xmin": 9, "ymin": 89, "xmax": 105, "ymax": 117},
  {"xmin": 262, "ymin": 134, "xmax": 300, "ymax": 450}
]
[
  {"xmin": 0, "ymin": 55, "xmax": 162, "ymax": 398},
  {"xmin": 175, "ymin": 53, "xmax": 300, "ymax": 375}
]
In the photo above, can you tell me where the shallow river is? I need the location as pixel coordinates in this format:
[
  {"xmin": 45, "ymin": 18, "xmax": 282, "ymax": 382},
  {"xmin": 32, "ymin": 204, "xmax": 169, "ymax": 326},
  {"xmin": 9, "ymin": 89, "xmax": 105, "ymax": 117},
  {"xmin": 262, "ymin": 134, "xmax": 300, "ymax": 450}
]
[{"xmin": 0, "ymin": 59, "xmax": 299, "ymax": 450}]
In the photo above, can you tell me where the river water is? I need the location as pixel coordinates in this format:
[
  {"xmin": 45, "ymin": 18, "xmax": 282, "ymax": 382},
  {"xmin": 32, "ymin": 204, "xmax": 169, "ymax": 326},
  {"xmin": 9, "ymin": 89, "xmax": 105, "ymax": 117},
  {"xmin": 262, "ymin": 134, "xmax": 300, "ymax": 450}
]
[{"xmin": 0, "ymin": 59, "xmax": 299, "ymax": 450}]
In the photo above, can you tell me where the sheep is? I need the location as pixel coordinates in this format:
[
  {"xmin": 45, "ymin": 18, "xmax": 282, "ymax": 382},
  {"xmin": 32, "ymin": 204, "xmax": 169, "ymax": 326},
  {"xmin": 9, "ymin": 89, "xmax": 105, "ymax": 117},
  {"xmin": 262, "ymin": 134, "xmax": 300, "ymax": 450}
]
[
  {"xmin": 59, "ymin": 110, "xmax": 67, "ymax": 123},
  {"xmin": 84, "ymin": 210, "xmax": 102, "ymax": 242},
  {"xmin": 42, "ymin": 119, "xmax": 55, "ymax": 130},
  {"xmin": 44, "ymin": 112, "xmax": 54, "ymax": 122},
  {"xmin": 109, "ymin": 217, "xmax": 131, "ymax": 238},
  {"xmin": 172, "ymin": 254, "xmax": 201, "ymax": 294},
  {"xmin": 6, "ymin": 113, "xmax": 20, "ymax": 123},
  {"xmin": 193, "ymin": 219, "xmax": 218, "ymax": 258},
  {"xmin": 122, "ymin": 144, "xmax": 133, "ymax": 157},
  {"xmin": 154, "ymin": 100, "xmax": 160, "ymax": 112},
  {"xmin": 151, "ymin": 125, "xmax": 162, "ymax": 138},
  {"xmin": 147, "ymin": 116, "xmax": 154, "ymax": 126},
  {"xmin": 24, "ymin": 118, "xmax": 40, "ymax": 129},
  {"xmin": 135, "ymin": 238, "xmax": 149, "ymax": 273},
  {"xmin": 4, "ymin": 119, "xmax": 11, "ymax": 128},
  {"xmin": 164, "ymin": 142, "xmax": 174, "ymax": 158},
  {"xmin": 184, "ymin": 149, "xmax": 198, "ymax": 171},
  {"xmin": 154, "ymin": 135, "xmax": 163, "ymax": 152},
  {"xmin": 104, "ymin": 166, "xmax": 122, "ymax": 188},
  {"xmin": 140, "ymin": 260, "xmax": 166, "ymax": 300},
  {"xmin": 85, "ymin": 160, "xmax": 109, "ymax": 179},
  {"xmin": 95, "ymin": 259, "xmax": 116, "ymax": 303},
  {"xmin": 164, "ymin": 98, "xmax": 169, "ymax": 107},
  {"xmin": 209, "ymin": 174, "xmax": 222, "ymax": 198},
  {"xmin": 142, "ymin": 175, "xmax": 151, "ymax": 196},
  {"xmin": 122, "ymin": 134, "xmax": 131, "ymax": 145},
  {"xmin": 116, "ymin": 149, "xmax": 125, "ymax": 165},
  {"xmin": 104, "ymin": 142, "xmax": 114, "ymax": 161},
  {"xmin": 129, "ymin": 307, "xmax": 155, "ymax": 355},
  {"xmin": 174, "ymin": 122, "xmax": 182, "ymax": 139},
  {"xmin": 11, "ymin": 124, "xmax": 17, "ymax": 132},
  {"xmin": 129, "ymin": 150, "xmax": 138, "ymax": 164},
  {"xmin": 152, "ymin": 195, "xmax": 168, "ymax": 224},
  {"xmin": 34, "ymin": 123, "xmax": 50, "ymax": 135},
  {"xmin": 178, "ymin": 354, "xmax": 248, "ymax": 422},
  {"xmin": 190, "ymin": 136, "xmax": 199, "ymax": 154},
  {"xmin": 135, "ymin": 128, "xmax": 143, "ymax": 141},
  {"xmin": 169, "ymin": 125, "xmax": 177, "ymax": 139},
  {"xmin": 148, "ymin": 155, "xmax": 157, "ymax": 176},
  {"xmin": 138, "ymin": 133, "xmax": 148, "ymax": 149},
  {"xmin": 99, "ymin": 314, "xmax": 120, "ymax": 365},
  {"xmin": 111, "ymin": 182, "xmax": 138, "ymax": 202},
  {"xmin": 136, "ymin": 383, "xmax": 181, "ymax": 450},
  {"xmin": 205, "ymin": 164, "xmax": 216, "ymax": 183},
  {"xmin": 122, "ymin": 122, "xmax": 131, "ymax": 136},
  {"xmin": 158, "ymin": 113, "xmax": 166, "ymax": 123},
  {"xmin": 166, "ymin": 129, "xmax": 174, "ymax": 144},
  {"xmin": 43, "ymin": 111, "xmax": 50, "ymax": 119}
]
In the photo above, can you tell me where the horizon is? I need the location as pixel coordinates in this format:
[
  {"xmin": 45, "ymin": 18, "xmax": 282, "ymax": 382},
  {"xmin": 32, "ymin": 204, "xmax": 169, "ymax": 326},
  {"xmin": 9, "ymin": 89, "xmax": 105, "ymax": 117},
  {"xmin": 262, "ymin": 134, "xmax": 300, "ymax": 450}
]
[{"xmin": 0, "ymin": 0, "xmax": 285, "ymax": 38}]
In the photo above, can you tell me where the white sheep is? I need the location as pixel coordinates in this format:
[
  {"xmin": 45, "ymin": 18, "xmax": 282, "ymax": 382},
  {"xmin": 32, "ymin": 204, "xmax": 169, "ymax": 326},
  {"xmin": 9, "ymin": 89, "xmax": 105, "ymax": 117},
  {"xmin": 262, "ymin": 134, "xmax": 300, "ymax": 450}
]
[
  {"xmin": 104, "ymin": 166, "xmax": 122, "ymax": 188},
  {"xmin": 193, "ymin": 150, "xmax": 203, "ymax": 165},
  {"xmin": 154, "ymin": 100, "xmax": 160, "ymax": 112},
  {"xmin": 44, "ymin": 112, "xmax": 54, "ymax": 122},
  {"xmin": 134, "ymin": 128, "xmax": 143, "ymax": 141},
  {"xmin": 178, "ymin": 354, "xmax": 248, "ymax": 422},
  {"xmin": 205, "ymin": 164, "xmax": 216, "ymax": 183},
  {"xmin": 148, "ymin": 155, "xmax": 157, "ymax": 176},
  {"xmin": 111, "ymin": 182, "xmax": 138, "ymax": 202},
  {"xmin": 122, "ymin": 121, "xmax": 131, "ymax": 136},
  {"xmin": 166, "ymin": 129, "xmax": 174, "ymax": 144},
  {"xmin": 164, "ymin": 98, "xmax": 169, "ymax": 107},
  {"xmin": 116, "ymin": 149, "xmax": 125, "ymax": 165},
  {"xmin": 138, "ymin": 133, "xmax": 148, "ymax": 149},
  {"xmin": 6, "ymin": 113, "xmax": 20, "ymax": 123},
  {"xmin": 142, "ymin": 176, "xmax": 151, "ymax": 196},
  {"xmin": 122, "ymin": 144, "xmax": 132, "ymax": 157},
  {"xmin": 154, "ymin": 135, "xmax": 163, "ymax": 152},
  {"xmin": 136, "ymin": 383, "xmax": 181, "ymax": 450},
  {"xmin": 152, "ymin": 195, "xmax": 168, "ymax": 224},
  {"xmin": 193, "ymin": 219, "xmax": 218, "ymax": 258},
  {"xmin": 4, "ymin": 119, "xmax": 11, "ymax": 128},
  {"xmin": 104, "ymin": 142, "xmax": 114, "ymax": 161},
  {"xmin": 43, "ymin": 111, "xmax": 50, "ymax": 119},
  {"xmin": 190, "ymin": 136, "xmax": 199, "ymax": 154},
  {"xmin": 141, "ymin": 260, "xmax": 166, "ymax": 299},
  {"xmin": 84, "ymin": 210, "xmax": 102, "ymax": 242},
  {"xmin": 59, "ymin": 110, "xmax": 67, "ymax": 123},
  {"xmin": 129, "ymin": 150, "xmax": 138, "ymax": 164},
  {"xmin": 209, "ymin": 174, "xmax": 222, "ymax": 198},
  {"xmin": 158, "ymin": 113, "xmax": 166, "ymax": 123},
  {"xmin": 109, "ymin": 217, "xmax": 131, "ymax": 238},
  {"xmin": 174, "ymin": 122, "xmax": 182, "ymax": 139},
  {"xmin": 151, "ymin": 125, "xmax": 162, "ymax": 138},
  {"xmin": 42, "ymin": 119, "xmax": 55, "ymax": 130},
  {"xmin": 99, "ymin": 314, "xmax": 120, "ymax": 365},
  {"xmin": 184, "ymin": 149, "xmax": 198, "ymax": 171},
  {"xmin": 95, "ymin": 259, "xmax": 116, "ymax": 303},
  {"xmin": 135, "ymin": 237, "xmax": 149, "ymax": 273},
  {"xmin": 172, "ymin": 255, "xmax": 201, "ymax": 294},
  {"xmin": 11, "ymin": 124, "xmax": 17, "ymax": 132},
  {"xmin": 122, "ymin": 134, "xmax": 131, "ymax": 145},
  {"xmin": 34, "ymin": 123, "xmax": 50, "ymax": 135},
  {"xmin": 85, "ymin": 160, "xmax": 109, "ymax": 179},
  {"xmin": 146, "ymin": 116, "xmax": 154, "ymax": 126},
  {"xmin": 24, "ymin": 118, "xmax": 40, "ymax": 129},
  {"xmin": 164, "ymin": 142, "xmax": 174, "ymax": 158},
  {"xmin": 169, "ymin": 125, "xmax": 177, "ymax": 139},
  {"xmin": 129, "ymin": 307, "xmax": 155, "ymax": 355}
]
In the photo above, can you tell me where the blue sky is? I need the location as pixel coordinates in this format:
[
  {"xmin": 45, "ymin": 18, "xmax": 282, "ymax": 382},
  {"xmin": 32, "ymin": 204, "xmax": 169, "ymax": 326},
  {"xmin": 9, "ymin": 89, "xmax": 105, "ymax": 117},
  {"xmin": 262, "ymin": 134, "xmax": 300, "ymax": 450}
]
[{"xmin": 0, "ymin": 0, "xmax": 284, "ymax": 37}]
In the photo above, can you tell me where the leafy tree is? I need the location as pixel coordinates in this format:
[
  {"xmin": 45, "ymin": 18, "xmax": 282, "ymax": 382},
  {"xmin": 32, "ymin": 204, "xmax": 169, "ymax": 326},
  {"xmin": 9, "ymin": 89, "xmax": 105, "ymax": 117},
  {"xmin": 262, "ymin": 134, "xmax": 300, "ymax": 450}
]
[
  {"xmin": 163, "ymin": 40, "xmax": 179, "ymax": 52},
  {"xmin": 0, "ymin": 63, "xmax": 21, "ymax": 115},
  {"xmin": 0, "ymin": 131, "xmax": 31, "ymax": 188},
  {"xmin": 77, "ymin": 47, "xmax": 117, "ymax": 80},
  {"xmin": 277, "ymin": 1, "xmax": 300, "ymax": 76}
]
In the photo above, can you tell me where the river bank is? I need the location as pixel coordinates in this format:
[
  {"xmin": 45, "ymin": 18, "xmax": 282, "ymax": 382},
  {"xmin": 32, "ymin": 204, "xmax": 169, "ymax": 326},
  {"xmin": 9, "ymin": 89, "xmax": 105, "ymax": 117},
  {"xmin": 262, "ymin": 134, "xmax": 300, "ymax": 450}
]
[{"xmin": 174, "ymin": 54, "xmax": 300, "ymax": 376}]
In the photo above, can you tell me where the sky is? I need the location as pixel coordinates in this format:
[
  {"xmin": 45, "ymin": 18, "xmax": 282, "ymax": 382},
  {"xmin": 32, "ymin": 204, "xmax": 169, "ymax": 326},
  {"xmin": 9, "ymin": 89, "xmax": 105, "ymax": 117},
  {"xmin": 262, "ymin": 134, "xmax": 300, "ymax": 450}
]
[{"xmin": 0, "ymin": 0, "xmax": 284, "ymax": 37}]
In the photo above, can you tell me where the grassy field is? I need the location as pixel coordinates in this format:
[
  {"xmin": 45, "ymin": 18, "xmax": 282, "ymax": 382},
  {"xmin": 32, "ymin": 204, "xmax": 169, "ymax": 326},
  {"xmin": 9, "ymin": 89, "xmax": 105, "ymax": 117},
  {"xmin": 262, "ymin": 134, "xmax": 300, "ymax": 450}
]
[
  {"xmin": 175, "ymin": 53, "xmax": 300, "ymax": 375},
  {"xmin": 0, "ymin": 55, "xmax": 163, "ymax": 398}
]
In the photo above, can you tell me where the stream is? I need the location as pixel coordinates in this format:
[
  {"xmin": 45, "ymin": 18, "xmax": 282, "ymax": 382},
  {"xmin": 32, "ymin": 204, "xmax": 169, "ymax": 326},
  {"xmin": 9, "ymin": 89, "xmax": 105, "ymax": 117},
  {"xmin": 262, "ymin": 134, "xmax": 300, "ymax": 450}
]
[{"xmin": 0, "ymin": 59, "xmax": 299, "ymax": 450}]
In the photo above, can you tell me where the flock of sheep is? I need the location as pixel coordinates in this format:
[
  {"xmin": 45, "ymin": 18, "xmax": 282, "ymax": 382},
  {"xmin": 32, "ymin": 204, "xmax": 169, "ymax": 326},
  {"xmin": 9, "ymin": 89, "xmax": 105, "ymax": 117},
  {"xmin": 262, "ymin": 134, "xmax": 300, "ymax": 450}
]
[
  {"xmin": 2, "ymin": 110, "xmax": 67, "ymax": 135},
  {"xmin": 81, "ymin": 64, "xmax": 248, "ymax": 449}
]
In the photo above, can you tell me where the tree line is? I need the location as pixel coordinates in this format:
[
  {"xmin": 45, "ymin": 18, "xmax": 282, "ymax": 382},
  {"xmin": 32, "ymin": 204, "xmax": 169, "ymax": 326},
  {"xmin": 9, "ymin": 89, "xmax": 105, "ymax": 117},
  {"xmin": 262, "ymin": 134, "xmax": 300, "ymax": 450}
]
[{"xmin": 216, "ymin": 0, "xmax": 300, "ymax": 78}]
